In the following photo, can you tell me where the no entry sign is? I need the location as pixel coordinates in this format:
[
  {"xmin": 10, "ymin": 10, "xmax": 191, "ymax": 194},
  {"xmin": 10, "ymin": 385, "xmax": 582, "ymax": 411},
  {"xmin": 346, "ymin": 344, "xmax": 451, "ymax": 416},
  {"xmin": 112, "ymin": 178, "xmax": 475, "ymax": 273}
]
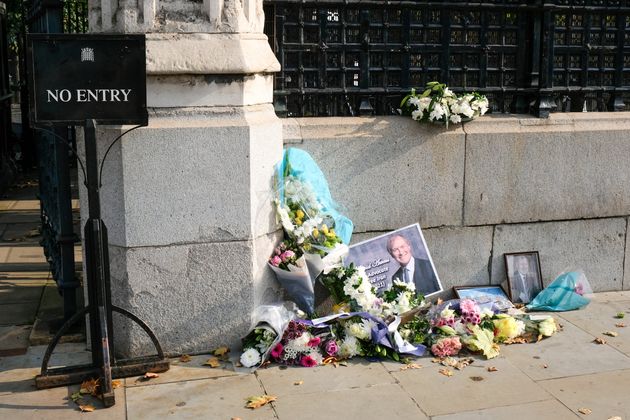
[{"xmin": 27, "ymin": 34, "xmax": 147, "ymax": 126}]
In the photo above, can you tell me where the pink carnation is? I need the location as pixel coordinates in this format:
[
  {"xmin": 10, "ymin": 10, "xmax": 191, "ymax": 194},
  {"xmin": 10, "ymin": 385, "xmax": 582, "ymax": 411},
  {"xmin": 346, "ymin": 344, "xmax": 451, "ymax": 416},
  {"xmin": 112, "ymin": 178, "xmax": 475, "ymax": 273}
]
[
  {"xmin": 270, "ymin": 255, "xmax": 282, "ymax": 266},
  {"xmin": 270, "ymin": 343, "xmax": 283, "ymax": 359},
  {"xmin": 280, "ymin": 250, "xmax": 295, "ymax": 261},
  {"xmin": 307, "ymin": 336, "xmax": 321, "ymax": 347},
  {"xmin": 300, "ymin": 355, "xmax": 318, "ymax": 367},
  {"xmin": 431, "ymin": 336, "xmax": 462, "ymax": 358},
  {"xmin": 574, "ymin": 283, "xmax": 584, "ymax": 295}
]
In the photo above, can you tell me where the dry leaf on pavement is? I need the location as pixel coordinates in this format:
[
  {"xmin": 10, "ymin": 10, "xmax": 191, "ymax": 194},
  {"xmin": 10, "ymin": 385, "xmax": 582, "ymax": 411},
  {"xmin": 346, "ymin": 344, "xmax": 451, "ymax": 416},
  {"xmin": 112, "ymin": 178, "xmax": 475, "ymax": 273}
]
[
  {"xmin": 400, "ymin": 363, "xmax": 423, "ymax": 371},
  {"xmin": 245, "ymin": 395, "xmax": 277, "ymax": 409},
  {"xmin": 439, "ymin": 368, "xmax": 453, "ymax": 377},
  {"xmin": 578, "ymin": 407, "xmax": 592, "ymax": 415},
  {"xmin": 615, "ymin": 323, "xmax": 626, "ymax": 328},
  {"xmin": 593, "ymin": 337, "xmax": 607, "ymax": 345},
  {"xmin": 607, "ymin": 416, "xmax": 622, "ymax": 420},
  {"xmin": 143, "ymin": 372, "xmax": 159, "ymax": 379},
  {"xmin": 213, "ymin": 347, "xmax": 230, "ymax": 357},
  {"xmin": 469, "ymin": 376, "xmax": 484, "ymax": 382},
  {"xmin": 487, "ymin": 366, "xmax": 498, "ymax": 372},
  {"xmin": 112, "ymin": 380, "xmax": 122, "ymax": 389},
  {"xmin": 294, "ymin": 380, "xmax": 303, "ymax": 386},
  {"xmin": 79, "ymin": 378, "xmax": 100, "ymax": 395},
  {"xmin": 78, "ymin": 404, "xmax": 95, "ymax": 412},
  {"xmin": 203, "ymin": 357, "xmax": 221, "ymax": 368},
  {"xmin": 179, "ymin": 354, "xmax": 192, "ymax": 363},
  {"xmin": 603, "ymin": 331, "xmax": 618, "ymax": 337}
]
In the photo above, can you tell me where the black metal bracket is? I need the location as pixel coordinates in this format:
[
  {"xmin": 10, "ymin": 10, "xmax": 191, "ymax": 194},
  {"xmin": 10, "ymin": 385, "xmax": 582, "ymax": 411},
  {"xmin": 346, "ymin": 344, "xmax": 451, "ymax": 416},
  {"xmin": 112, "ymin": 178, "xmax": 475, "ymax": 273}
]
[{"xmin": 35, "ymin": 120, "xmax": 169, "ymax": 407}]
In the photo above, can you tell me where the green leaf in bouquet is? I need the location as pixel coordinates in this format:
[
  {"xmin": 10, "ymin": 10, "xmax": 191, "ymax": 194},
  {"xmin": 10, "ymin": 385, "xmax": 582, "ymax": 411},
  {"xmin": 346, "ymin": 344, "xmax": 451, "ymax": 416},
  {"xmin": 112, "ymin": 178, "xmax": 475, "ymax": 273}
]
[{"xmin": 463, "ymin": 325, "xmax": 500, "ymax": 359}]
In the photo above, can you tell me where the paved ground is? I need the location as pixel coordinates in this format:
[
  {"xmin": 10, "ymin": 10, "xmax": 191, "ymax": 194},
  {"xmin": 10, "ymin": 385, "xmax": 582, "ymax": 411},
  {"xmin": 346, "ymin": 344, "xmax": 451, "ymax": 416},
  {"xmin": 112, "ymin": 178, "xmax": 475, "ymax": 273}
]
[
  {"xmin": 0, "ymin": 291, "xmax": 628, "ymax": 419},
  {"xmin": 1, "ymin": 175, "xmax": 630, "ymax": 419}
]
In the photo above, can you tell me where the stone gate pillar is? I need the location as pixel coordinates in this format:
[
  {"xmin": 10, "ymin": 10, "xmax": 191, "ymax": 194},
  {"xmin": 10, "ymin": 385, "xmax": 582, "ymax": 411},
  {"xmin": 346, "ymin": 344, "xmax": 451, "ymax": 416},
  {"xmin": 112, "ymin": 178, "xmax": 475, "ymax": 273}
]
[{"xmin": 82, "ymin": 0, "xmax": 283, "ymax": 355}]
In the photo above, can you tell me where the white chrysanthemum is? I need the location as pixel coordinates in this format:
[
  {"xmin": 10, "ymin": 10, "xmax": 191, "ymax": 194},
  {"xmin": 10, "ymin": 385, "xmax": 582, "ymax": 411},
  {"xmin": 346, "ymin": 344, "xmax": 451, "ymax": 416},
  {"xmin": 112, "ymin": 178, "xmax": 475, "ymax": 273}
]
[
  {"xmin": 339, "ymin": 336, "xmax": 360, "ymax": 358},
  {"xmin": 240, "ymin": 348, "xmax": 261, "ymax": 368},
  {"xmin": 307, "ymin": 348, "xmax": 324, "ymax": 365},
  {"xmin": 347, "ymin": 322, "xmax": 370, "ymax": 340}
]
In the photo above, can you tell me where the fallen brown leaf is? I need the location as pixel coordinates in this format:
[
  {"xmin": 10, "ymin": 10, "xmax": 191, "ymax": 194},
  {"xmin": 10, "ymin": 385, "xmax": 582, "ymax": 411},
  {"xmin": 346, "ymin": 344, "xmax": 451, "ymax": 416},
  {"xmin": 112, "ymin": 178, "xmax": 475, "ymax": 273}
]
[
  {"xmin": 504, "ymin": 336, "xmax": 529, "ymax": 345},
  {"xmin": 603, "ymin": 331, "xmax": 619, "ymax": 337},
  {"xmin": 79, "ymin": 378, "xmax": 100, "ymax": 395},
  {"xmin": 607, "ymin": 416, "xmax": 622, "ymax": 420},
  {"xmin": 143, "ymin": 372, "xmax": 159, "ymax": 379},
  {"xmin": 294, "ymin": 380, "xmax": 303, "ymax": 386},
  {"xmin": 231, "ymin": 418, "xmax": 243, "ymax": 420},
  {"xmin": 179, "ymin": 354, "xmax": 192, "ymax": 363},
  {"xmin": 542, "ymin": 364, "xmax": 548, "ymax": 369},
  {"xmin": 213, "ymin": 347, "xmax": 230, "ymax": 357},
  {"xmin": 436, "ymin": 298, "xmax": 444, "ymax": 305},
  {"xmin": 615, "ymin": 323, "xmax": 626, "ymax": 328},
  {"xmin": 439, "ymin": 357, "xmax": 473, "ymax": 370},
  {"xmin": 578, "ymin": 407, "xmax": 592, "ymax": 415},
  {"xmin": 469, "ymin": 376, "xmax": 484, "ymax": 382},
  {"xmin": 487, "ymin": 366, "xmax": 498, "ymax": 372},
  {"xmin": 203, "ymin": 357, "xmax": 221, "ymax": 368},
  {"xmin": 593, "ymin": 337, "xmax": 607, "ymax": 345},
  {"xmin": 438, "ymin": 368, "xmax": 453, "ymax": 377},
  {"xmin": 112, "ymin": 380, "xmax": 122, "ymax": 389},
  {"xmin": 400, "ymin": 363, "xmax": 423, "ymax": 371},
  {"xmin": 245, "ymin": 395, "xmax": 277, "ymax": 409},
  {"xmin": 78, "ymin": 404, "xmax": 95, "ymax": 412},
  {"xmin": 431, "ymin": 358, "xmax": 441, "ymax": 364}
]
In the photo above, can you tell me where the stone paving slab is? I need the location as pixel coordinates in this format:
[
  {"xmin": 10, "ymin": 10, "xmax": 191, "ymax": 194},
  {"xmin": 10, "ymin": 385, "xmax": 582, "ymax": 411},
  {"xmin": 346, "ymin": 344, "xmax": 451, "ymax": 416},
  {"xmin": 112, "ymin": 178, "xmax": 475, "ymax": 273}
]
[
  {"xmin": 256, "ymin": 359, "xmax": 395, "ymax": 396},
  {"xmin": 125, "ymin": 374, "xmax": 273, "ymax": 420},
  {"xmin": 273, "ymin": 383, "xmax": 429, "ymax": 420},
  {"xmin": 0, "ymin": 280, "xmax": 44, "ymax": 304},
  {"xmin": 0, "ymin": 325, "xmax": 32, "ymax": 355},
  {"xmin": 432, "ymin": 399, "xmax": 580, "ymax": 420},
  {"xmin": 391, "ymin": 356, "xmax": 551, "ymax": 416},
  {"xmin": 557, "ymin": 300, "xmax": 630, "ymax": 356},
  {"xmin": 539, "ymin": 369, "xmax": 630, "ymax": 419},
  {"xmin": 0, "ymin": 382, "xmax": 126, "ymax": 419},
  {"xmin": 0, "ymin": 301, "xmax": 39, "ymax": 326},
  {"xmin": 0, "ymin": 246, "xmax": 47, "ymax": 264},
  {"xmin": 500, "ymin": 316, "xmax": 630, "ymax": 381},
  {"xmin": 124, "ymin": 354, "xmax": 238, "ymax": 388}
]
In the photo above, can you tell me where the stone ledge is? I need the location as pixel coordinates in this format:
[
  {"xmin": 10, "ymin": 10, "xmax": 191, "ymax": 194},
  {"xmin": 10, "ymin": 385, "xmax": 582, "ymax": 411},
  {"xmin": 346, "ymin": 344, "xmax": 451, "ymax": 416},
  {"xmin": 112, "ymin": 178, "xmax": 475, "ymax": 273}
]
[{"xmin": 146, "ymin": 33, "xmax": 280, "ymax": 75}]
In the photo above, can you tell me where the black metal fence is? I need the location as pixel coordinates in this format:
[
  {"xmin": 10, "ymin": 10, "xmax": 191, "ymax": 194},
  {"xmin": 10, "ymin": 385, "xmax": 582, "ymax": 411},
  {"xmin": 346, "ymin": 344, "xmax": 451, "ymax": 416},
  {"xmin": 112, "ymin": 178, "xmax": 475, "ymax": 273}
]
[
  {"xmin": 1, "ymin": 2, "xmax": 11, "ymax": 178},
  {"xmin": 263, "ymin": 0, "xmax": 630, "ymax": 117}
]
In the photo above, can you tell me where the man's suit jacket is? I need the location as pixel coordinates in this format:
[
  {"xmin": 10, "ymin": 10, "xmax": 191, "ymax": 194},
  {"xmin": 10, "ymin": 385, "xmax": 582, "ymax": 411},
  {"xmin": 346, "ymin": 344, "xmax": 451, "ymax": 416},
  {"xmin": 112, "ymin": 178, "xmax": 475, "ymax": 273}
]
[
  {"xmin": 512, "ymin": 272, "xmax": 538, "ymax": 303},
  {"xmin": 391, "ymin": 257, "xmax": 440, "ymax": 296}
]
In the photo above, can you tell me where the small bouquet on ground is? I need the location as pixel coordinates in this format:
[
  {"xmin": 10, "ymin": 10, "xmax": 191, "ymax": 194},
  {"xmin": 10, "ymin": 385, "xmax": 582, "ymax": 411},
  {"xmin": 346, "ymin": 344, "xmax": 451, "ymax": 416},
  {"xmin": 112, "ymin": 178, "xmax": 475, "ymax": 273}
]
[
  {"xmin": 268, "ymin": 320, "xmax": 339, "ymax": 367},
  {"xmin": 425, "ymin": 299, "xmax": 560, "ymax": 360},
  {"xmin": 399, "ymin": 81, "xmax": 489, "ymax": 127},
  {"xmin": 239, "ymin": 304, "xmax": 295, "ymax": 370}
]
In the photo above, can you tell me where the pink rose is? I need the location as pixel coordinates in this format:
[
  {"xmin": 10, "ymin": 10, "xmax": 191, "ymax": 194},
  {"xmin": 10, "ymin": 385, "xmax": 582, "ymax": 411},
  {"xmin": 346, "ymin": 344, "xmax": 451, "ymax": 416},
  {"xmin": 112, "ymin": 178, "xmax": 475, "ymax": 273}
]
[
  {"xmin": 324, "ymin": 340, "xmax": 339, "ymax": 356},
  {"xmin": 280, "ymin": 250, "xmax": 295, "ymax": 261},
  {"xmin": 300, "ymin": 355, "xmax": 318, "ymax": 367},
  {"xmin": 270, "ymin": 255, "xmax": 282, "ymax": 266},
  {"xmin": 574, "ymin": 283, "xmax": 584, "ymax": 296},
  {"xmin": 431, "ymin": 336, "xmax": 462, "ymax": 358},
  {"xmin": 307, "ymin": 337, "xmax": 321, "ymax": 347},
  {"xmin": 270, "ymin": 343, "xmax": 283, "ymax": 359}
]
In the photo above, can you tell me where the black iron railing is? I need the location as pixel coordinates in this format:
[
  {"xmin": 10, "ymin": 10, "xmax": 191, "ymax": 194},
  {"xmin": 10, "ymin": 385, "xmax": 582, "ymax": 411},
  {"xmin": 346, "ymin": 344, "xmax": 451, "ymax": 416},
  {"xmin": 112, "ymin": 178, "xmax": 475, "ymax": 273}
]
[{"xmin": 263, "ymin": 0, "xmax": 630, "ymax": 117}]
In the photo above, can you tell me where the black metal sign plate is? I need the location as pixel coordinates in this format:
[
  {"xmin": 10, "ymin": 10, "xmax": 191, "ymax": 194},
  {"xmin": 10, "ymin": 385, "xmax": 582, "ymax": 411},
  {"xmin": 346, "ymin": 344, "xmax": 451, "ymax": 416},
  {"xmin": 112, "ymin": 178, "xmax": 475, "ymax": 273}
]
[{"xmin": 27, "ymin": 34, "xmax": 147, "ymax": 126}]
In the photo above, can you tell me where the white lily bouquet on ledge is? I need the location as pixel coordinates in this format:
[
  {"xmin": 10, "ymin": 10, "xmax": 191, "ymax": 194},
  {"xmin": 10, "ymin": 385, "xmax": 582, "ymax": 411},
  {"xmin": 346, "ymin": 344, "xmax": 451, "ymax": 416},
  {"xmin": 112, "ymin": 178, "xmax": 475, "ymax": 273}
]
[{"xmin": 399, "ymin": 82, "xmax": 489, "ymax": 127}]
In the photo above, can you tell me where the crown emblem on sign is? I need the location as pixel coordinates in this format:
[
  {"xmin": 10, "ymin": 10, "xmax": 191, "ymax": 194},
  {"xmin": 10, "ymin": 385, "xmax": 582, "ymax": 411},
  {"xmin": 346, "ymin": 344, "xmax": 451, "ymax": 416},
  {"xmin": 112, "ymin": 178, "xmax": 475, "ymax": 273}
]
[{"xmin": 81, "ymin": 47, "xmax": 95, "ymax": 62}]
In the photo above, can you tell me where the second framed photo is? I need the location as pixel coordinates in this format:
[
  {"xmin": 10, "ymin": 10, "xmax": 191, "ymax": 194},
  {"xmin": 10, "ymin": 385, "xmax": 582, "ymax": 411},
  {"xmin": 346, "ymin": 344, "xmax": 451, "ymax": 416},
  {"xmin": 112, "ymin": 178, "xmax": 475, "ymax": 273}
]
[
  {"xmin": 453, "ymin": 285, "xmax": 513, "ymax": 311},
  {"xmin": 504, "ymin": 251, "xmax": 543, "ymax": 304}
]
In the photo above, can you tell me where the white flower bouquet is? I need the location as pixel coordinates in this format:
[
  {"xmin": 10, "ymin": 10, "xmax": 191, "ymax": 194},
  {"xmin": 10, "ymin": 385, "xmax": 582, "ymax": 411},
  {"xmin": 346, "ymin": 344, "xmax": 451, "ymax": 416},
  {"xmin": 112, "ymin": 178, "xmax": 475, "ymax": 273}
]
[{"xmin": 400, "ymin": 81, "xmax": 489, "ymax": 127}]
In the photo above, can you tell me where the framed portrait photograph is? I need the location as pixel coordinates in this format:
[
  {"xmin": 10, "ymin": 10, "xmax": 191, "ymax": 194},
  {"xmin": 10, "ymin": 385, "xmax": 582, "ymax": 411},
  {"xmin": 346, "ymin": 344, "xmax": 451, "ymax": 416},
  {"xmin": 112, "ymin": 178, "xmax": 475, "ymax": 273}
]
[
  {"xmin": 504, "ymin": 251, "xmax": 543, "ymax": 304},
  {"xmin": 453, "ymin": 285, "xmax": 513, "ymax": 311},
  {"xmin": 343, "ymin": 223, "xmax": 442, "ymax": 297}
]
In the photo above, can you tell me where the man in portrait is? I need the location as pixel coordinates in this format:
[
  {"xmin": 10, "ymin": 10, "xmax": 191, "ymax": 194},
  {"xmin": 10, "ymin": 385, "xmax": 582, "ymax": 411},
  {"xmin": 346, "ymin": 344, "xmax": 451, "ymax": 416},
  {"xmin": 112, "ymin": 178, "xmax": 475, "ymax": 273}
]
[
  {"xmin": 387, "ymin": 234, "xmax": 440, "ymax": 296},
  {"xmin": 510, "ymin": 255, "xmax": 538, "ymax": 303}
]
